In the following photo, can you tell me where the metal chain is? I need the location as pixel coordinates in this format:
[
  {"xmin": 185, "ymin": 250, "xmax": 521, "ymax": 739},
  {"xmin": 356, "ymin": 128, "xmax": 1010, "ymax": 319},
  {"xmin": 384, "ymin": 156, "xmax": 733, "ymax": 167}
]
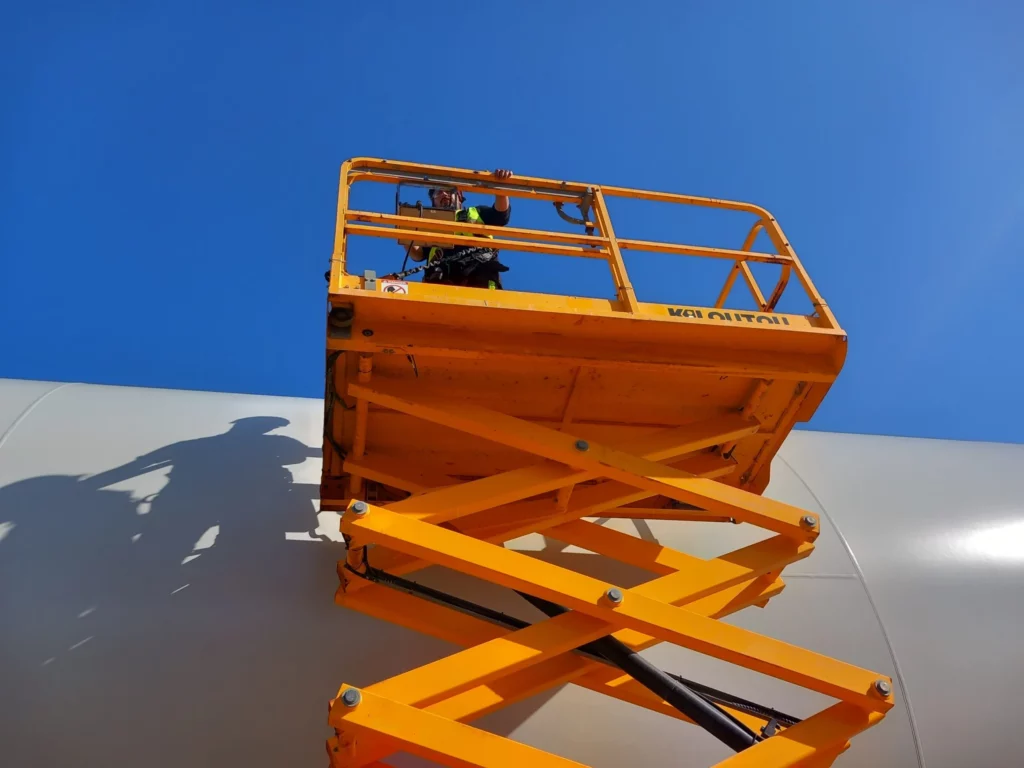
[{"xmin": 383, "ymin": 246, "xmax": 496, "ymax": 281}]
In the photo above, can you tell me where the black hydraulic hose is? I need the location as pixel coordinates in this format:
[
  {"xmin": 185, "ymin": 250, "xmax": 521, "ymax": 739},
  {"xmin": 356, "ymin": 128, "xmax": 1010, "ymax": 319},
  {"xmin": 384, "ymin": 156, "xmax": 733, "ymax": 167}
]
[
  {"xmin": 516, "ymin": 591, "xmax": 760, "ymax": 753},
  {"xmin": 349, "ymin": 561, "xmax": 799, "ymax": 729}
]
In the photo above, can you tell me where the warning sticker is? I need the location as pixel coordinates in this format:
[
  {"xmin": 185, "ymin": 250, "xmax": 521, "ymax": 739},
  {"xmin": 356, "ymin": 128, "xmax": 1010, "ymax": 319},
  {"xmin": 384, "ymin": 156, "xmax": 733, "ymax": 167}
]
[{"xmin": 380, "ymin": 280, "xmax": 409, "ymax": 295}]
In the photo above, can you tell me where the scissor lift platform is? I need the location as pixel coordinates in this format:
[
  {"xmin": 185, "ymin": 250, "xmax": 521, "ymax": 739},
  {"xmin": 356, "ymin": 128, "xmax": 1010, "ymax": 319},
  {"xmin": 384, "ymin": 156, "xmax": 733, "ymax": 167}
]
[{"xmin": 321, "ymin": 159, "xmax": 888, "ymax": 768}]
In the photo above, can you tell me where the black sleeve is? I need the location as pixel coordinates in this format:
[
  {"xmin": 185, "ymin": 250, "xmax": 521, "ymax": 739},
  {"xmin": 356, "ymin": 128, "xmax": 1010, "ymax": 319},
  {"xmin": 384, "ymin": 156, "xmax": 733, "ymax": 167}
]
[{"xmin": 475, "ymin": 204, "xmax": 511, "ymax": 227}]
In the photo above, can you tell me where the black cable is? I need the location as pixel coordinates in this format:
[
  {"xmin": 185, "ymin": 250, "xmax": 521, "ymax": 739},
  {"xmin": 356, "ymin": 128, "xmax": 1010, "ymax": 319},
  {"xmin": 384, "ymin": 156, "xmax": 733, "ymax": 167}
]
[
  {"xmin": 553, "ymin": 201, "xmax": 588, "ymax": 226},
  {"xmin": 665, "ymin": 673, "xmax": 799, "ymax": 728},
  {"xmin": 383, "ymin": 246, "xmax": 495, "ymax": 281},
  {"xmin": 323, "ymin": 351, "xmax": 350, "ymax": 462},
  {"xmin": 340, "ymin": 561, "xmax": 800, "ymax": 731},
  {"xmin": 368, "ymin": 565, "xmax": 532, "ymax": 631}
]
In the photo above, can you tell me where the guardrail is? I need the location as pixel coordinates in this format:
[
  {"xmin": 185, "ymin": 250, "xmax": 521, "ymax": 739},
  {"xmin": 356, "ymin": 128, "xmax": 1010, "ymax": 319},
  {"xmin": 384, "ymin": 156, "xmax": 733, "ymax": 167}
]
[{"xmin": 328, "ymin": 158, "xmax": 837, "ymax": 329}]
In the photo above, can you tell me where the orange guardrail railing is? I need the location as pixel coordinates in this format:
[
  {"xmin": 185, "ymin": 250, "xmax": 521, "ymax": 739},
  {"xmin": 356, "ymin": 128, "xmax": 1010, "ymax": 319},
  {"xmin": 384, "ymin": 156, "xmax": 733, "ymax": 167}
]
[{"xmin": 327, "ymin": 158, "xmax": 838, "ymax": 330}]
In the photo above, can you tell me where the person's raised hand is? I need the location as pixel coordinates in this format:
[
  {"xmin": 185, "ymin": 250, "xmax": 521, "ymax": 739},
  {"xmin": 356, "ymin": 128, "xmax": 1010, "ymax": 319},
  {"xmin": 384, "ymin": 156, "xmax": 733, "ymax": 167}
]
[{"xmin": 493, "ymin": 168, "xmax": 513, "ymax": 180}]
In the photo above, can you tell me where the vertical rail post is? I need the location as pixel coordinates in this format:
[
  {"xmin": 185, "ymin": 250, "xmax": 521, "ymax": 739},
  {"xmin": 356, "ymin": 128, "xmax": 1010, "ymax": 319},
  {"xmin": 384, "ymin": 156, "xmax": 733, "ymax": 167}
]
[
  {"xmin": 716, "ymin": 220, "xmax": 767, "ymax": 309},
  {"xmin": 330, "ymin": 161, "xmax": 354, "ymax": 293},
  {"xmin": 347, "ymin": 354, "xmax": 374, "ymax": 498},
  {"xmin": 720, "ymin": 379, "xmax": 770, "ymax": 459},
  {"xmin": 590, "ymin": 188, "xmax": 640, "ymax": 313},
  {"xmin": 554, "ymin": 366, "xmax": 585, "ymax": 513},
  {"xmin": 759, "ymin": 216, "xmax": 838, "ymax": 329}
]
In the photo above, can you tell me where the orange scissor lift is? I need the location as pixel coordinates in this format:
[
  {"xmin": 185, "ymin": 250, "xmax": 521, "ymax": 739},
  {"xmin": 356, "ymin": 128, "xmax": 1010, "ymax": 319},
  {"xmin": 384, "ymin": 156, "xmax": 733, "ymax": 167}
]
[{"xmin": 321, "ymin": 159, "xmax": 892, "ymax": 768}]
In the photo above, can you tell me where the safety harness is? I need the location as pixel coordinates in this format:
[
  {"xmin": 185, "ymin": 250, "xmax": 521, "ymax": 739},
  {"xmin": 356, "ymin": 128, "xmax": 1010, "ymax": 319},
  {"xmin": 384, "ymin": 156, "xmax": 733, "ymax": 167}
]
[
  {"xmin": 424, "ymin": 206, "xmax": 493, "ymax": 265},
  {"xmin": 385, "ymin": 206, "xmax": 505, "ymax": 283}
]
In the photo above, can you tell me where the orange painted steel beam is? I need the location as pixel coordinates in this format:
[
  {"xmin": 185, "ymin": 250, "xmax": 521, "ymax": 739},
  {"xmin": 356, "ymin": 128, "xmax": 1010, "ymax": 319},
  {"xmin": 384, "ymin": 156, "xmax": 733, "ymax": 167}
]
[
  {"xmin": 343, "ymin": 504, "xmax": 892, "ymax": 713},
  {"xmin": 344, "ymin": 223, "xmax": 608, "ymax": 259},
  {"xmin": 590, "ymin": 187, "xmax": 640, "ymax": 313},
  {"xmin": 346, "ymin": 380, "xmax": 817, "ymax": 541},
  {"xmin": 334, "ymin": 564, "xmax": 784, "ymax": 768},
  {"xmin": 344, "ymin": 158, "xmax": 761, "ymax": 212},
  {"xmin": 336, "ymin": 334, "xmax": 836, "ymax": 382},
  {"xmin": 597, "ymin": 507, "xmax": 734, "ymax": 522},
  {"xmin": 711, "ymin": 702, "xmax": 885, "ymax": 768},
  {"xmin": 344, "ymin": 158, "xmax": 593, "ymax": 197},
  {"xmin": 716, "ymin": 220, "xmax": 767, "ymax": 308},
  {"xmin": 617, "ymin": 237, "xmax": 790, "ymax": 265},
  {"xmin": 338, "ymin": 566, "xmax": 783, "ymax": 659},
  {"xmin": 333, "ymin": 576, "xmax": 783, "ymax": 768},
  {"xmin": 349, "ymin": 452, "xmax": 738, "ymax": 588},
  {"xmin": 345, "ymin": 354, "xmax": 373, "ymax": 498},
  {"xmin": 544, "ymin": 521, "xmax": 812, "ymax": 580},
  {"xmin": 330, "ymin": 687, "xmax": 588, "ymax": 768},
  {"xmin": 574, "ymin": 669, "xmax": 769, "ymax": 732},
  {"xmin": 346, "ymin": 168, "xmax": 583, "ymax": 205},
  {"xmin": 337, "ymin": 417, "xmax": 749, "ymax": 590},
  {"xmin": 342, "ymin": 454, "xmax": 458, "ymax": 495},
  {"xmin": 359, "ymin": 537, "xmax": 807, "ymax": 714},
  {"xmin": 346, "ymin": 210, "xmax": 609, "ymax": 248},
  {"xmin": 383, "ymin": 413, "xmax": 758, "ymax": 524}
]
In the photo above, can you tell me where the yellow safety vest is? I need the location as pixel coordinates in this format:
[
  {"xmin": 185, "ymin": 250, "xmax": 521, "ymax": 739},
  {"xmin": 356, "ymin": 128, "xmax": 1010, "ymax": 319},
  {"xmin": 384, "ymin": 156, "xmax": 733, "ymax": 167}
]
[{"xmin": 427, "ymin": 207, "xmax": 493, "ymax": 264}]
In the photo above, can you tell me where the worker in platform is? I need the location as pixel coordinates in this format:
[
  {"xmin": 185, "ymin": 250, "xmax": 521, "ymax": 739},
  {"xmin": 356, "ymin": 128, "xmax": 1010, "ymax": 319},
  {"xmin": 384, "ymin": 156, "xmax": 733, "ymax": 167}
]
[{"xmin": 408, "ymin": 168, "xmax": 514, "ymax": 290}]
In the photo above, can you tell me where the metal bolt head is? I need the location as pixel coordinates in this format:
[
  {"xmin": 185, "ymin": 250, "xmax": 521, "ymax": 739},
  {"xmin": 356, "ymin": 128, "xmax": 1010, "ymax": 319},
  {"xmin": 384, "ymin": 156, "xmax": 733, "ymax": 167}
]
[
  {"xmin": 800, "ymin": 514, "xmax": 817, "ymax": 529},
  {"xmin": 341, "ymin": 688, "xmax": 362, "ymax": 707},
  {"xmin": 362, "ymin": 329, "xmax": 374, "ymax": 337},
  {"xmin": 874, "ymin": 679, "xmax": 892, "ymax": 697},
  {"xmin": 574, "ymin": 439, "xmax": 590, "ymax": 452},
  {"xmin": 351, "ymin": 501, "xmax": 368, "ymax": 516},
  {"xmin": 605, "ymin": 587, "xmax": 623, "ymax": 605}
]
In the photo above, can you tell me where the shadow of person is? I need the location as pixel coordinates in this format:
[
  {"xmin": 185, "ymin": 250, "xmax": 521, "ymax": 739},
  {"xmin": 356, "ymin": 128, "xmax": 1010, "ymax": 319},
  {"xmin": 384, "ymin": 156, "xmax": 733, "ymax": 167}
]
[
  {"xmin": 1, "ymin": 416, "xmax": 351, "ymax": 767},
  {"xmin": 1, "ymin": 414, "xmax": 567, "ymax": 767},
  {"xmin": 0, "ymin": 474, "xmax": 142, "ymax": 662},
  {"xmin": 79, "ymin": 416, "xmax": 319, "ymax": 590}
]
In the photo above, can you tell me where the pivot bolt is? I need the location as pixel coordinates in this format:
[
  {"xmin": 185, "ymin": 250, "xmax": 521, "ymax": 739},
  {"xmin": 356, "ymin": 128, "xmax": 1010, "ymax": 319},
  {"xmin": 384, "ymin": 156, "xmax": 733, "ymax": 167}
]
[
  {"xmin": 874, "ymin": 679, "xmax": 892, "ymax": 697},
  {"xmin": 362, "ymin": 329, "xmax": 374, "ymax": 337},
  {"xmin": 351, "ymin": 501, "xmax": 368, "ymax": 516},
  {"xmin": 341, "ymin": 688, "xmax": 362, "ymax": 707},
  {"xmin": 800, "ymin": 514, "xmax": 817, "ymax": 529},
  {"xmin": 605, "ymin": 588, "xmax": 624, "ymax": 605},
  {"xmin": 574, "ymin": 439, "xmax": 590, "ymax": 452}
]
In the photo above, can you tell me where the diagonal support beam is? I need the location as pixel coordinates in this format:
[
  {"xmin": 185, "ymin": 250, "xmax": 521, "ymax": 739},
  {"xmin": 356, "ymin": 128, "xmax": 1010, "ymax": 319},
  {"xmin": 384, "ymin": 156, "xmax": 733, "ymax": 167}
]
[
  {"xmin": 366, "ymin": 611, "xmax": 611, "ymax": 710},
  {"xmin": 553, "ymin": 365, "xmax": 586, "ymax": 513},
  {"xmin": 339, "ymin": 571, "xmax": 785, "ymax": 672},
  {"xmin": 343, "ymin": 453, "xmax": 458, "ymax": 494},
  {"xmin": 448, "ymin": 452, "xmax": 736, "ymax": 542},
  {"xmin": 598, "ymin": 507, "xmax": 733, "ymax": 522},
  {"xmin": 347, "ymin": 380, "xmax": 815, "ymax": 540},
  {"xmin": 335, "ymin": 568, "xmax": 784, "ymax": 768},
  {"xmin": 343, "ymin": 504, "xmax": 891, "ymax": 712},
  {"xmin": 543, "ymin": 520, "xmax": 813, "ymax": 580},
  {"xmin": 331, "ymin": 687, "xmax": 587, "ymax": 768},
  {"xmin": 379, "ymin": 413, "xmax": 760, "ymax": 524},
  {"xmin": 574, "ymin": 670, "xmax": 762, "ymax": 730},
  {"xmin": 710, "ymin": 702, "xmax": 884, "ymax": 767},
  {"xmin": 344, "ymin": 452, "xmax": 736, "ymax": 587},
  {"xmin": 360, "ymin": 535, "xmax": 805, "ymax": 713}
]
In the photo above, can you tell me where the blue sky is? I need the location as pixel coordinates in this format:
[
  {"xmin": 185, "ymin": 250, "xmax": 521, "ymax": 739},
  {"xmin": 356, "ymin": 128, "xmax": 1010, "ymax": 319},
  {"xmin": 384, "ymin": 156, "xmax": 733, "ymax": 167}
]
[{"xmin": 2, "ymin": 2, "xmax": 1022, "ymax": 442}]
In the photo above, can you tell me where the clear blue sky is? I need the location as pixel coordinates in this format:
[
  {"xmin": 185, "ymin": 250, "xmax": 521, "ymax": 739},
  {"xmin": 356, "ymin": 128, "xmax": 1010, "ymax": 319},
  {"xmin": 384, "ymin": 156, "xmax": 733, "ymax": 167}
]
[{"xmin": 2, "ymin": 2, "xmax": 1022, "ymax": 442}]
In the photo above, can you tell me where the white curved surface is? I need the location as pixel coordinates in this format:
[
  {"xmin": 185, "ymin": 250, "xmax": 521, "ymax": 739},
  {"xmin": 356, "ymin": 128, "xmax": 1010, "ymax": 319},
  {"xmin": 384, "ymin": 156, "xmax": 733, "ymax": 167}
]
[{"xmin": 0, "ymin": 378, "xmax": 1020, "ymax": 767}]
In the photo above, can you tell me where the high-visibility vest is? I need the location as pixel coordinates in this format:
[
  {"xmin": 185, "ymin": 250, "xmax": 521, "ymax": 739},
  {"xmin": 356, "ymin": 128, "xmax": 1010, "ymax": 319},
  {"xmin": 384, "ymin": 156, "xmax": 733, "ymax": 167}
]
[{"xmin": 427, "ymin": 207, "xmax": 493, "ymax": 264}]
